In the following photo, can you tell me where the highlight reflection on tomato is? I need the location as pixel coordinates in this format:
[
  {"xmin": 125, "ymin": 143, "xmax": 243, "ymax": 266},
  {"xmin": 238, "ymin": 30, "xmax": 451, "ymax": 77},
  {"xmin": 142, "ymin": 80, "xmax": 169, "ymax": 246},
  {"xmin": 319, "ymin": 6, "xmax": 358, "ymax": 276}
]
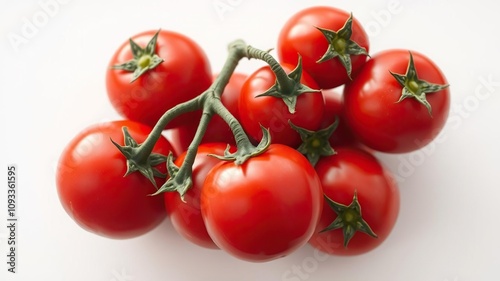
[
  {"xmin": 201, "ymin": 144, "xmax": 323, "ymax": 262},
  {"xmin": 309, "ymin": 147, "xmax": 400, "ymax": 255},
  {"xmin": 343, "ymin": 49, "xmax": 450, "ymax": 153},
  {"xmin": 56, "ymin": 120, "xmax": 173, "ymax": 239}
]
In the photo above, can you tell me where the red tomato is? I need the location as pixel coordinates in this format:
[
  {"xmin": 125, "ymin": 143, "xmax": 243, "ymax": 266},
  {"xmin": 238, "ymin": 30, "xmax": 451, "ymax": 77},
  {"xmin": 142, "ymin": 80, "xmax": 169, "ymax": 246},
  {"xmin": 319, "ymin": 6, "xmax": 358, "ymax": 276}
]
[
  {"xmin": 343, "ymin": 49, "xmax": 450, "ymax": 153},
  {"xmin": 165, "ymin": 143, "xmax": 234, "ymax": 249},
  {"xmin": 277, "ymin": 6, "xmax": 369, "ymax": 89},
  {"xmin": 201, "ymin": 144, "xmax": 323, "ymax": 262},
  {"xmin": 309, "ymin": 147, "xmax": 399, "ymax": 255},
  {"xmin": 56, "ymin": 120, "xmax": 173, "ymax": 239},
  {"xmin": 321, "ymin": 89, "xmax": 360, "ymax": 148},
  {"xmin": 239, "ymin": 64, "xmax": 324, "ymax": 148},
  {"xmin": 106, "ymin": 30, "xmax": 212, "ymax": 128}
]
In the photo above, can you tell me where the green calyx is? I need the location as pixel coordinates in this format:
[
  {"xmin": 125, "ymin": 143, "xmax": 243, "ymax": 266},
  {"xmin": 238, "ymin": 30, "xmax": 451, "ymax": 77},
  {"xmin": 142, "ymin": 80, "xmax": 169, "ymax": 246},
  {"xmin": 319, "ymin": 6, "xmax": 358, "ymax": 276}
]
[
  {"xmin": 289, "ymin": 118, "xmax": 339, "ymax": 166},
  {"xmin": 256, "ymin": 54, "xmax": 320, "ymax": 114},
  {"xmin": 111, "ymin": 29, "xmax": 164, "ymax": 83},
  {"xmin": 209, "ymin": 126, "xmax": 271, "ymax": 165},
  {"xmin": 390, "ymin": 51, "xmax": 449, "ymax": 116},
  {"xmin": 150, "ymin": 152, "xmax": 192, "ymax": 201},
  {"xmin": 321, "ymin": 191, "xmax": 377, "ymax": 247},
  {"xmin": 110, "ymin": 127, "xmax": 168, "ymax": 188},
  {"xmin": 316, "ymin": 13, "xmax": 368, "ymax": 79}
]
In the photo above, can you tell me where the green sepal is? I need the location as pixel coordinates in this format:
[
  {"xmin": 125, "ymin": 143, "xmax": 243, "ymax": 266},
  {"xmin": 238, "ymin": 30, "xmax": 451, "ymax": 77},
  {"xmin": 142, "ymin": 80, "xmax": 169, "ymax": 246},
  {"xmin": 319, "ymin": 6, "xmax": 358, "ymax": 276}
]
[
  {"xmin": 315, "ymin": 13, "xmax": 369, "ymax": 79},
  {"xmin": 289, "ymin": 118, "xmax": 339, "ymax": 166},
  {"xmin": 111, "ymin": 29, "xmax": 164, "ymax": 83},
  {"xmin": 113, "ymin": 60, "xmax": 137, "ymax": 72},
  {"xmin": 390, "ymin": 51, "xmax": 449, "ymax": 116},
  {"xmin": 110, "ymin": 126, "xmax": 168, "ymax": 188},
  {"xmin": 150, "ymin": 152, "xmax": 192, "ymax": 202},
  {"xmin": 256, "ymin": 55, "xmax": 320, "ymax": 114},
  {"xmin": 321, "ymin": 191, "xmax": 378, "ymax": 247},
  {"xmin": 209, "ymin": 126, "xmax": 271, "ymax": 165}
]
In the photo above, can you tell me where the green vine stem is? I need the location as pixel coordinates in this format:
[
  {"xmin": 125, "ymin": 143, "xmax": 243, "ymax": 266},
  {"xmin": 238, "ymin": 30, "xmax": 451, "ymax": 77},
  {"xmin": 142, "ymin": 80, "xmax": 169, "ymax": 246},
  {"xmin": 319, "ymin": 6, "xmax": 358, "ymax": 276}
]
[
  {"xmin": 112, "ymin": 37, "xmax": 323, "ymax": 199},
  {"xmin": 135, "ymin": 97, "xmax": 201, "ymax": 161},
  {"xmin": 112, "ymin": 35, "xmax": 328, "ymax": 200},
  {"xmin": 245, "ymin": 46, "xmax": 320, "ymax": 113},
  {"xmin": 112, "ymin": 37, "xmax": 328, "ymax": 199},
  {"xmin": 245, "ymin": 46, "xmax": 294, "ymax": 94},
  {"xmin": 115, "ymin": 36, "xmax": 328, "ymax": 200},
  {"xmin": 114, "ymin": 39, "xmax": 280, "ymax": 200},
  {"xmin": 135, "ymin": 39, "xmax": 250, "ymax": 166}
]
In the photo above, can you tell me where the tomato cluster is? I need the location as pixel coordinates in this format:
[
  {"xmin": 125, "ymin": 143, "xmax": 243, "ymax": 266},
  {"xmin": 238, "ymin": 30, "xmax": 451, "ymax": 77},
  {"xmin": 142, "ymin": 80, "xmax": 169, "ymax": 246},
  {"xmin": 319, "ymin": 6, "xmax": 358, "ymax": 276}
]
[{"xmin": 56, "ymin": 5, "xmax": 450, "ymax": 263}]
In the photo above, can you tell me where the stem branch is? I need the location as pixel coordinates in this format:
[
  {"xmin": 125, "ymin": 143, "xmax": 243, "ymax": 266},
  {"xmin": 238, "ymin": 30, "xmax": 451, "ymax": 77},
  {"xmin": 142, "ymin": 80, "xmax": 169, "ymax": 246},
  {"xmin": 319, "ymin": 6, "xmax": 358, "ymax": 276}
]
[
  {"xmin": 135, "ymin": 96, "xmax": 202, "ymax": 162},
  {"xmin": 246, "ymin": 46, "xmax": 294, "ymax": 93}
]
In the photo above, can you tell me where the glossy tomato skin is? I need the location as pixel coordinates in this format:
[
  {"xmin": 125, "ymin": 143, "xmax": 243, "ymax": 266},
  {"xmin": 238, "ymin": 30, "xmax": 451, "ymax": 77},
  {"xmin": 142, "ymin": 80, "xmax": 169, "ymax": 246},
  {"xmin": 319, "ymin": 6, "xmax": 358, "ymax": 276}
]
[
  {"xmin": 56, "ymin": 120, "xmax": 173, "ymax": 239},
  {"xmin": 343, "ymin": 49, "xmax": 450, "ymax": 153},
  {"xmin": 165, "ymin": 143, "xmax": 234, "ymax": 249},
  {"xmin": 201, "ymin": 144, "xmax": 323, "ymax": 262},
  {"xmin": 309, "ymin": 147, "xmax": 399, "ymax": 255},
  {"xmin": 239, "ymin": 64, "xmax": 324, "ymax": 148},
  {"xmin": 277, "ymin": 6, "xmax": 369, "ymax": 89},
  {"xmin": 106, "ymin": 30, "xmax": 212, "ymax": 128}
]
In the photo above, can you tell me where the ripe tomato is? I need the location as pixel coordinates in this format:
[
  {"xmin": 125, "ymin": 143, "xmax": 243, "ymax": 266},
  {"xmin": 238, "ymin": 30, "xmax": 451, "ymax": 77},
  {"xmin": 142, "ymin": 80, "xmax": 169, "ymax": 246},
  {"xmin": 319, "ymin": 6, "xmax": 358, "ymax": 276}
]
[
  {"xmin": 239, "ymin": 64, "xmax": 324, "ymax": 148},
  {"xmin": 165, "ymin": 143, "xmax": 234, "ymax": 249},
  {"xmin": 56, "ymin": 120, "xmax": 174, "ymax": 239},
  {"xmin": 201, "ymin": 144, "xmax": 323, "ymax": 262},
  {"xmin": 309, "ymin": 147, "xmax": 400, "ymax": 255},
  {"xmin": 321, "ymin": 88, "xmax": 360, "ymax": 148},
  {"xmin": 277, "ymin": 6, "xmax": 369, "ymax": 89},
  {"xmin": 343, "ymin": 49, "xmax": 450, "ymax": 153},
  {"xmin": 106, "ymin": 30, "xmax": 212, "ymax": 128}
]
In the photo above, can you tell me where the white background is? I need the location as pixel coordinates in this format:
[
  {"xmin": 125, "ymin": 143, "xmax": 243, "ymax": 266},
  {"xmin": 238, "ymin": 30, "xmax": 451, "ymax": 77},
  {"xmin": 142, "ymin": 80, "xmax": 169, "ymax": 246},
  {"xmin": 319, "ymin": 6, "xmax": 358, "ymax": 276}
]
[{"xmin": 1, "ymin": 0, "xmax": 500, "ymax": 280}]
